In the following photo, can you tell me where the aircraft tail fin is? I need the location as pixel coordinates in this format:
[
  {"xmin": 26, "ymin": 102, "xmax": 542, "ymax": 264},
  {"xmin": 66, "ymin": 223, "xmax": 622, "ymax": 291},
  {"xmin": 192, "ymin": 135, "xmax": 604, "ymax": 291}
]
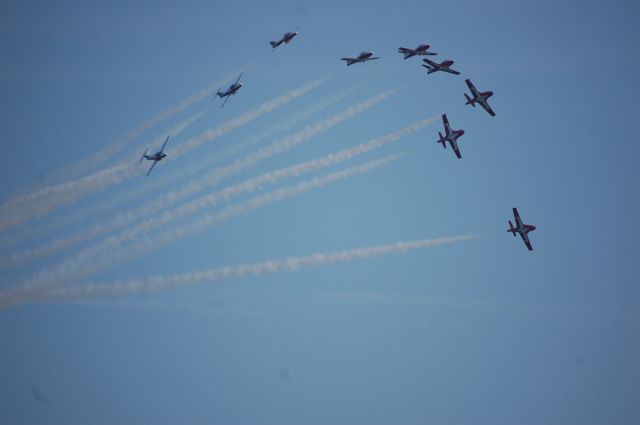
[
  {"xmin": 437, "ymin": 132, "xmax": 446, "ymax": 148},
  {"xmin": 270, "ymin": 41, "xmax": 278, "ymax": 48},
  {"xmin": 139, "ymin": 149, "xmax": 148, "ymax": 163},
  {"xmin": 422, "ymin": 64, "xmax": 434, "ymax": 74},
  {"xmin": 464, "ymin": 93, "xmax": 475, "ymax": 106},
  {"xmin": 508, "ymin": 220, "xmax": 517, "ymax": 236}
]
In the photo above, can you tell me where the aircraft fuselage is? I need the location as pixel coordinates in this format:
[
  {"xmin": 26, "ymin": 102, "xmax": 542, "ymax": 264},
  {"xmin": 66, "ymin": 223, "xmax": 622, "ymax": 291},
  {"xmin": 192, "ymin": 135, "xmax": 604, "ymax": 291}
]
[
  {"xmin": 447, "ymin": 130, "xmax": 464, "ymax": 143},
  {"xmin": 219, "ymin": 84, "xmax": 242, "ymax": 98},
  {"xmin": 145, "ymin": 152, "xmax": 166, "ymax": 161}
]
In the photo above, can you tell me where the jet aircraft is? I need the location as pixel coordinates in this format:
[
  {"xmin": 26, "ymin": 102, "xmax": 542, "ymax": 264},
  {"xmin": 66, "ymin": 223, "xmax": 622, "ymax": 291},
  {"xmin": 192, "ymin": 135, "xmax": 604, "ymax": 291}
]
[
  {"xmin": 436, "ymin": 114, "xmax": 465, "ymax": 159},
  {"xmin": 270, "ymin": 30, "xmax": 298, "ymax": 49},
  {"xmin": 464, "ymin": 79, "xmax": 495, "ymax": 116},
  {"xmin": 508, "ymin": 208, "xmax": 536, "ymax": 251},
  {"xmin": 139, "ymin": 136, "xmax": 170, "ymax": 177},
  {"xmin": 397, "ymin": 44, "xmax": 437, "ymax": 59},
  {"xmin": 215, "ymin": 73, "xmax": 244, "ymax": 108},
  {"xmin": 422, "ymin": 58, "xmax": 461, "ymax": 75},
  {"xmin": 341, "ymin": 51, "xmax": 380, "ymax": 66}
]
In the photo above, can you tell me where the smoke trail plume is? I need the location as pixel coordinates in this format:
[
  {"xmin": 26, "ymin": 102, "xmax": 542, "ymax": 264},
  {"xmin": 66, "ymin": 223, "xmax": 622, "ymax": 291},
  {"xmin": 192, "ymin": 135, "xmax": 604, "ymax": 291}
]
[
  {"xmin": 92, "ymin": 90, "xmax": 394, "ymax": 234},
  {"xmin": 0, "ymin": 109, "xmax": 207, "ymax": 233},
  {"xmin": 0, "ymin": 90, "xmax": 393, "ymax": 267},
  {"xmin": 172, "ymin": 77, "xmax": 327, "ymax": 156},
  {"xmin": 0, "ymin": 115, "xmax": 435, "ymax": 270},
  {"xmin": 38, "ymin": 235, "xmax": 478, "ymax": 304},
  {"xmin": 0, "ymin": 79, "xmax": 324, "ymax": 232},
  {"xmin": 0, "ymin": 155, "xmax": 399, "ymax": 309},
  {"xmin": 0, "ymin": 79, "xmax": 337, "ymax": 253}
]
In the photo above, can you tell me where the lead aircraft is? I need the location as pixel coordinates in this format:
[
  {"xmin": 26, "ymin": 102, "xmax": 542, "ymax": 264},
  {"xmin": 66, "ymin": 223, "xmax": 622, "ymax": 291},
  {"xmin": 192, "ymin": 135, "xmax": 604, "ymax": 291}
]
[
  {"xmin": 215, "ymin": 73, "xmax": 244, "ymax": 108},
  {"xmin": 464, "ymin": 79, "xmax": 495, "ymax": 116},
  {"xmin": 140, "ymin": 136, "xmax": 170, "ymax": 177},
  {"xmin": 508, "ymin": 208, "xmax": 536, "ymax": 251},
  {"xmin": 341, "ymin": 51, "xmax": 380, "ymax": 66},
  {"xmin": 436, "ymin": 114, "xmax": 465, "ymax": 159}
]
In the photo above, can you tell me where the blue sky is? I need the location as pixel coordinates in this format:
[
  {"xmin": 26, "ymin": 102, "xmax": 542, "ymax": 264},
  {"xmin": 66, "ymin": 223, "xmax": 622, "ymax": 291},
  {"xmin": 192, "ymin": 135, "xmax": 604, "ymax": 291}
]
[{"xmin": 1, "ymin": 0, "xmax": 639, "ymax": 424}]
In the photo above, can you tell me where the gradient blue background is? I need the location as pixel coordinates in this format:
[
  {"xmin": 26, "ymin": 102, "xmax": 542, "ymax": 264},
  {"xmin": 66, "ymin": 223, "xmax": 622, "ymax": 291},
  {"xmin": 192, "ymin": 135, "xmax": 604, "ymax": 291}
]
[{"xmin": 1, "ymin": 0, "xmax": 639, "ymax": 424}]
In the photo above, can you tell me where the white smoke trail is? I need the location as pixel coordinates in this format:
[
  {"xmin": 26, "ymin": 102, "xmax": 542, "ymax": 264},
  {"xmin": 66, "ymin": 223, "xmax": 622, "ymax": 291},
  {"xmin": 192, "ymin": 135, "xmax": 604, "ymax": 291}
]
[
  {"xmin": 89, "ymin": 91, "xmax": 393, "ymax": 235},
  {"xmin": 0, "ymin": 115, "xmax": 435, "ymax": 270},
  {"xmin": 0, "ymin": 90, "xmax": 392, "ymax": 266},
  {"xmin": 0, "ymin": 79, "xmax": 324, "ymax": 232},
  {"xmin": 38, "ymin": 235, "xmax": 478, "ymax": 304},
  {"xmin": 172, "ymin": 77, "xmax": 327, "ymax": 157},
  {"xmin": 0, "ymin": 155, "xmax": 399, "ymax": 309},
  {"xmin": 45, "ymin": 86, "xmax": 366, "ymax": 235}
]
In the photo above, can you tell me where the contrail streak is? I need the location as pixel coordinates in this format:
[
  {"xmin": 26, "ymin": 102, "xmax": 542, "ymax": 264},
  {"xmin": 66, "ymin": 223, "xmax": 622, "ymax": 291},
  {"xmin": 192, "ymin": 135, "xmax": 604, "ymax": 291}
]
[
  {"xmin": 0, "ymin": 115, "xmax": 435, "ymax": 270},
  {"xmin": 0, "ymin": 156, "xmax": 399, "ymax": 309},
  {"xmin": 31, "ymin": 235, "xmax": 478, "ymax": 304},
  {"xmin": 0, "ymin": 79, "xmax": 324, "ymax": 232}
]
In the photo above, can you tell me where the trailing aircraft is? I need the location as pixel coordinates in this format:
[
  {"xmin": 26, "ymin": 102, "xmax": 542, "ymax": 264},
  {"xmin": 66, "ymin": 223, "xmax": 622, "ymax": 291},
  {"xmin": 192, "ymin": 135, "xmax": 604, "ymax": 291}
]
[
  {"xmin": 215, "ymin": 73, "xmax": 244, "ymax": 108},
  {"xmin": 139, "ymin": 136, "xmax": 170, "ymax": 177}
]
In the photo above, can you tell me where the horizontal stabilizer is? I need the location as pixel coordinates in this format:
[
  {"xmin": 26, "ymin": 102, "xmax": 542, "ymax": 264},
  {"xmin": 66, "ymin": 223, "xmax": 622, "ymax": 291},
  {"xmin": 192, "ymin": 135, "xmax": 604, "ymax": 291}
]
[{"xmin": 464, "ymin": 93, "xmax": 474, "ymax": 106}]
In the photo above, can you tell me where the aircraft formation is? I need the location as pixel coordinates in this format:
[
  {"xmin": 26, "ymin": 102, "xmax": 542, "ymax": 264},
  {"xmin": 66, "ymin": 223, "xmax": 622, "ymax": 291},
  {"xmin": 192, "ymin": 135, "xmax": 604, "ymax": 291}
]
[{"xmin": 140, "ymin": 30, "xmax": 535, "ymax": 250}]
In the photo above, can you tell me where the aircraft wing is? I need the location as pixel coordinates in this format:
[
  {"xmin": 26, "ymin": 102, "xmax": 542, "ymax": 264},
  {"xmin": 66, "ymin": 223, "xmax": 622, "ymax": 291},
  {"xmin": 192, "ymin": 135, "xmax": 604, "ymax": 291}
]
[
  {"xmin": 146, "ymin": 159, "xmax": 158, "ymax": 177},
  {"xmin": 445, "ymin": 68, "xmax": 461, "ymax": 75},
  {"xmin": 465, "ymin": 79, "xmax": 480, "ymax": 97},
  {"xmin": 513, "ymin": 208, "xmax": 524, "ymax": 228},
  {"xmin": 233, "ymin": 72, "xmax": 243, "ymax": 85},
  {"xmin": 220, "ymin": 94, "xmax": 231, "ymax": 108},
  {"xmin": 479, "ymin": 100, "xmax": 496, "ymax": 116},
  {"xmin": 423, "ymin": 58, "xmax": 438, "ymax": 67},
  {"xmin": 442, "ymin": 114, "xmax": 452, "ymax": 135},
  {"xmin": 520, "ymin": 232, "xmax": 533, "ymax": 251},
  {"xmin": 450, "ymin": 141, "xmax": 462, "ymax": 159},
  {"xmin": 160, "ymin": 136, "xmax": 170, "ymax": 153}
]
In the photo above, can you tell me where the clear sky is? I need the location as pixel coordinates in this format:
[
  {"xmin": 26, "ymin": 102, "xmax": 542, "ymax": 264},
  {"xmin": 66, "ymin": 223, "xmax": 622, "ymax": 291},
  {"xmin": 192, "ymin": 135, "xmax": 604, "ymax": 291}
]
[{"xmin": 1, "ymin": 0, "xmax": 639, "ymax": 424}]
